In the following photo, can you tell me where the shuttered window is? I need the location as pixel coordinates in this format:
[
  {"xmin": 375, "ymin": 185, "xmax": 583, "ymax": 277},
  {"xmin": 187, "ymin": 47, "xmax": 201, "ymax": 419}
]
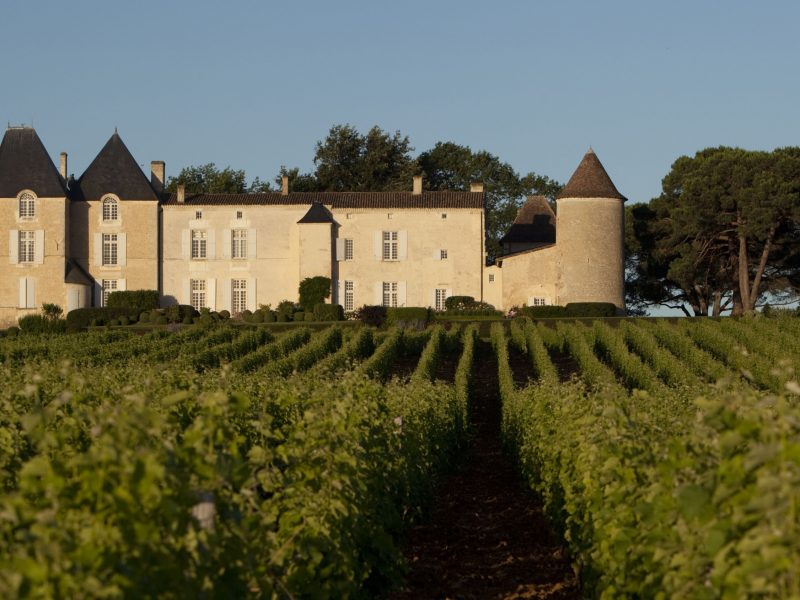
[{"xmin": 18, "ymin": 231, "xmax": 35, "ymax": 263}]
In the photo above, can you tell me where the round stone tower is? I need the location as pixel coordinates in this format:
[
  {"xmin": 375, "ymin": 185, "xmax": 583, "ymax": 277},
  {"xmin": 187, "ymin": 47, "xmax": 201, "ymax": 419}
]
[{"xmin": 555, "ymin": 149, "xmax": 626, "ymax": 312}]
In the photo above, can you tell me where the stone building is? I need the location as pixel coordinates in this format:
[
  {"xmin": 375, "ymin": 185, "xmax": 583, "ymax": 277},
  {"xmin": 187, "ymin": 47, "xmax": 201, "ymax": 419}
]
[{"xmin": 0, "ymin": 126, "xmax": 625, "ymax": 325}]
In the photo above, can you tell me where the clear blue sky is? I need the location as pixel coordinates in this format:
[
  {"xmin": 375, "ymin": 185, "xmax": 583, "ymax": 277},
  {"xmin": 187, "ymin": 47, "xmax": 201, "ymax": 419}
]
[{"xmin": 3, "ymin": 0, "xmax": 799, "ymax": 204}]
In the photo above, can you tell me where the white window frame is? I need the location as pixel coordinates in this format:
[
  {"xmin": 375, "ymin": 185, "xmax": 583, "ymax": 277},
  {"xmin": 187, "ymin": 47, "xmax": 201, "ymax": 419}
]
[
  {"xmin": 191, "ymin": 230, "xmax": 207, "ymax": 260},
  {"xmin": 102, "ymin": 233, "xmax": 118, "ymax": 266},
  {"xmin": 530, "ymin": 297, "xmax": 548, "ymax": 306},
  {"xmin": 382, "ymin": 281, "xmax": 398, "ymax": 308},
  {"xmin": 191, "ymin": 279, "xmax": 207, "ymax": 311},
  {"xmin": 232, "ymin": 279, "xmax": 247, "ymax": 314},
  {"xmin": 18, "ymin": 230, "xmax": 35, "ymax": 264},
  {"xmin": 231, "ymin": 229, "xmax": 247, "ymax": 259},
  {"xmin": 440, "ymin": 249, "xmax": 448, "ymax": 260},
  {"xmin": 236, "ymin": 210, "xmax": 243, "ymax": 219},
  {"xmin": 195, "ymin": 210, "xmax": 203, "ymax": 220},
  {"xmin": 382, "ymin": 231, "xmax": 398, "ymax": 261},
  {"xmin": 434, "ymin": 288, "xmax": 448, "ymax": 311},
  {"xmin": 18, "ymin": 192, "xmax": 35, "ymax": 220},
  {"xmin": 102, "ymin": 279, "xmax": 118, "ymax": 307},
  {"xmin": 102, "ymin": 196, "xmax": 119, "ymax": 222},
  {"xmin": 489, "ymin": 274, "xmax": 495, "ymax": 283},
  {"xmin": 344, "ymin": 280, "xmax": 354, "ymax": 312},
  {"xmin": 344, "ymin": 238, "xmax": 354, "ymax": 261}
]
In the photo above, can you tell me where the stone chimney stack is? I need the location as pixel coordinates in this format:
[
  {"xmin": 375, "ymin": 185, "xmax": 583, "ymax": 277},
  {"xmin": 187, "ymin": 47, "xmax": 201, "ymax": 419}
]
[
  {"xmin": 470, "ymin": 182, "xmax": 484, "ymax": 193},
  {"xmin": 59, "ymin": 152, "xmax": 68, "ymax": 179},
  {"xmin": 412, "ymin": 175, "xmax": 423, "ymax": 195},
  {"xmin": 151, "ymin": 161, "xmax": 165, "ymax": 193},
  {"xmin": 281, "ymin": 175, "xmax": 289, "ymax": 196},
  {"xmin": 177, "ymin": 184, "xmax": 185, "ymax": 204}
]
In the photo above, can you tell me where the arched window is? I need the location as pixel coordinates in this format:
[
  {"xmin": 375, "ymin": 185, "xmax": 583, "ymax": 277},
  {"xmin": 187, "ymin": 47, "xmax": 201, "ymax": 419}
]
[
  {"xmin": 18, "ymin": 192, "xmax": 35, "ymax": 219},
  {"xmin": 102, "ymin": 196, "xmax": 119, "ymax": 222}
]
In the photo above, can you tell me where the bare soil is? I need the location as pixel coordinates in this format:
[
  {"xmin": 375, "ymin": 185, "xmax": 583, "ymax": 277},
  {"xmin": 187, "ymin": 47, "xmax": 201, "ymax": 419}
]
[
  {"xmin": 547, "ymin": 348, "xmax": 580, "ymax": 384},
  {"xmin": 507, "ymin": 346, "xmax": 536, "ymax": 387},
  {"xmin": 391, "ymin": 340, "xmax": 581, "ymax": 599}
]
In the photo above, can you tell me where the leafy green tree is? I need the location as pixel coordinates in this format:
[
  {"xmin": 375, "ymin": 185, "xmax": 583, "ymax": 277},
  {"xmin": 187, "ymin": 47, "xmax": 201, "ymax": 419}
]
[
  {"xmin": 628, "ymin": 147, "xmax": 800, "ymax": 315},
  {"xmin": 165, "ymin": 163, "xmax": 272, "ymax": 194},
  {"xmin": 298, "ymin": 276, "xmax": 332, "ymax": 311}
]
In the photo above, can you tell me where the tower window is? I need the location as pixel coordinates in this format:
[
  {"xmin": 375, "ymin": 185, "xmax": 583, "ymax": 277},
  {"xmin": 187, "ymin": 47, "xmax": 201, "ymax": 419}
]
[
  {"xmin": 18, "ymin": 193, "xmax": 35, "ymax": 219},
  {"xmin": 102, "ymin": 196, "xmax": 118, "ymax": 221}
]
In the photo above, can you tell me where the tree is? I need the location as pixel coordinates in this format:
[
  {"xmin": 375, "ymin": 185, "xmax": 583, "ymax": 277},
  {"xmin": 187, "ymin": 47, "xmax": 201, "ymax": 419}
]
[
  {"xmin": 628, "ymin": 147, "xmax": 800, "ymax": 315},
  {"xmin": 165, "ymin": 163, "xmax": 272, "ymax": 194},
  {"xmin": 298, "ymin": 276, "xmax": 331, "ymax": 311},
  {"xmin": 418, "ymin": 142, "xmax": 561, "ymax": 258}
]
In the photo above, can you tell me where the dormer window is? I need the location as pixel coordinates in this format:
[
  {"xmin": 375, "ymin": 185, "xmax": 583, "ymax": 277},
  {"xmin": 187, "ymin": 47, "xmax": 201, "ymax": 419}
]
[
  {"xmin": 102, "ymin": 196, "xmax": 119, "ymax": 222},
  {"xmin": 18, "ymin": 192, "xmax": 35, "ymax": 219}
]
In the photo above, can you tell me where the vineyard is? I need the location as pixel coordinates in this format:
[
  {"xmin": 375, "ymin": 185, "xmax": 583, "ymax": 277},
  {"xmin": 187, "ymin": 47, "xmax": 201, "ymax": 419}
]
[{"xmin": 0, "ymin": 315, "xmax": 798, "ymax": 598}]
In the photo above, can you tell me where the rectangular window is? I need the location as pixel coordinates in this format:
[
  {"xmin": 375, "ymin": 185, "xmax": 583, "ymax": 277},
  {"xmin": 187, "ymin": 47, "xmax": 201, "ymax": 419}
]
[
  {"xmin": 382, "ymin": 281, "xmax": 398, "ymax": 307},
  {"xmin": 440, "ymin": 249, "xmax": 448, "ymax": 260},
  {"xmin": 344, "ymin": 280, "xmax": 354, "ymax": 312},
  {"xmin": 441, "ymin": 213, "xmax": 447, "ymax": 219},
  {"xmin": 236, "ymin": 210, "xmax": 243, "ymax": 219},
  {"xmin": 102, "ymin": 279, "xmax": 118, "ymax": 307},
  {"xmin": 531, "ymin": 297, "xmax": 548, "ymax": 306},
  {"xmin": 489, "ymin": 274, "xmax": 495, "ymax": 283},
  {"xmin": 191, "ymin": 279, "xmax": 207, "ymax": 311},
  {"xmin": 232, "ymin": 229, "xmax": 247, "ymax": 259},
  {"xmin": 102, "ymin": 233, "xmax": 118, "ymax": 266},
  {"xmin": 195, "ymin": 211, "xmax": 203, "ymax": 220},
  {"xmin": 382, "ymin": 231, "xmax": 398, "ymax": 261},
  {"xmin": 344, "ymin": 238, "xmax": 354, "ymax": 260},
  {"xmin": 18, "ymin": 230, "xmax": 35, "ymax": 263},
  {"xmin": 232, "ymin": 279, "xmax": 247, "ymax": 314},
  {"xmin": 435, "ymin": 288, "xmax": 448, "ymax": 311},
  {"xmin": 191, "ymin": 230, "xmax": 207, "ymax": 259}
]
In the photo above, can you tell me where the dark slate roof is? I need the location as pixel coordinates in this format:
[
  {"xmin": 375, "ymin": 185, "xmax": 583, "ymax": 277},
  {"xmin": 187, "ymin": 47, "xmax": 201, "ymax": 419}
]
[
  {"xmin": 499, "ymin": 196, "xmax": 556, "ymax": 245},
  {"xmin": 556, "ymin": 149, "xmax": 626, "ymax": 201},
  {"xmin": 72, "ymin": 132, "xmax": 159, "ymax": 201},
  {"xmin": 162, "ymin": 190, "xmax": 484, "ymax": 209},
  {"xmin": 65, "ymin": 258, "xmax": 94, "ymax": 286},
  {"xmin": 0, "ymin": 127, "xmax": 66, "ymax": 198},
  {"xmin": 297, "ymin": 202, "xmax": 334, "ymax": 224}
]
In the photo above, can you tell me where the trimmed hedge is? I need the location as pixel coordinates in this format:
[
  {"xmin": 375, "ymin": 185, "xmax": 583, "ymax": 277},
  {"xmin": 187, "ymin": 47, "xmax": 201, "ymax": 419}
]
[
  {"xmin": 18, "ymin": 314, "xmax": 68, "ymax": 334},
  {"xmin": 518, "ymin": 302, "xmax": 617, "ymax": 319},
  {"xmin": 66, "ymin": 307, "xmax": 142, "ymax": 329},
  {"xmin": 313, "ymin": 303, "xmax": 345, "ymax": 322},
  {"xmin": 387, "ymin": 307, "xmax": 431, "ymax": 327},
  {"xmin": 355, "ymin": 306, "xmax": 387, "ymax": 327},
  {"xmin": 444, "ymin": 296, "xmax": 475, "ymax": 311},
  {"xmin": 518, "ymin": 305, "xmax": 567, "ymax": 318},
  {"xmin": 106, "ymin": 290, "xmax": 160, "ymax": 311}
]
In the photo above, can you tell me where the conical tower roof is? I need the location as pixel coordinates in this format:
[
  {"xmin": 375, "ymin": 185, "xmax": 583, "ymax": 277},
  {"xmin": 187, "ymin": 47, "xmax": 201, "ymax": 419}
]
[
  {"xmin": 75, "ymin": 132, "xmax": 158, "ymax": 201},
  {"xmin": 0, "ymin": 127, "xmax": 66, "ymax": 197},
  {"xmin": 556, "ymin": 149, "xmax": 626, "ymax": 201}
]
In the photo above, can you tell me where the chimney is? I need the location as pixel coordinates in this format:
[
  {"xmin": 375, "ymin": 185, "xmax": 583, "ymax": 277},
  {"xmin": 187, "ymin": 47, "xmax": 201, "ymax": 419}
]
[
  {"xmin": 470, "ymin": 182, "xmax": 484, "ymax": 193},
  {"xmin": 59, "ymin": 152, "xmax": 68, "ymax": 179},
  {"xmin": 412, "ymin": 175, "xmax": 423, "ymax": 195},
  {"xmin": 150, "ymin": 161, "xmax": 165, "ymax": 193},
  {"xmin": 177, "ymin": 184, "xmax": 185, "ymax": 204},
  {"xmin": 281, "ymin": 175, "xmax": 289, "ymax": 196}
]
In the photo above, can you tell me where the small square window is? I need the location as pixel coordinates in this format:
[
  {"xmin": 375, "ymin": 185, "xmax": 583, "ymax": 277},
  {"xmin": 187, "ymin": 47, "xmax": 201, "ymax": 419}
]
[
  {"xmin": 441, "ymin": 213, "xmax": 447, "ymax": 219},
  {"xmin": 346, "ymin": 213, "xmax": 353, "ymax": 220},
  {"xmin": 236, "ymin": 210, "xmax": 243, "ymax": 219},
  {"xmin": 440, "ymin": 249, "xmax": 448, "ymax": 260},
  {"xmin": 489, "ymin": 274, "xmax": 495, "ymax": 283},
  {"xmin": 195, "ymin": 211, "xmax": 202, "ymax": 220},
  {"xmin": 387, "ymin": 213, "xmax": 393, "ymax": 220}
]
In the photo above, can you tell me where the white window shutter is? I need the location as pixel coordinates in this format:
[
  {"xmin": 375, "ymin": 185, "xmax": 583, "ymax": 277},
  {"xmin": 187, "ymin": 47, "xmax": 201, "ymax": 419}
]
[
  {"xmin": 207, "ymin": 278, "xmax": 217, "ymax": 311},
  {"xmin": 93, "ymin": 233, "xmax": 102, "ymax": 266},
  {"xmin": 117, "ymin": 233, "xmax": 127, "ymax": 266},
  {"xmin": 246, "ymin": 278, "xmax": 256, "ymax": 311},
  {"xmin": 335, "ymin": 238, "xmax": 345, "ymax": 261},
  {"xmin": 398, "ymin": 281, "xmax": 407, "ymax": 306},
  {"xmin": 221, "ymin": 278, "xmax": 231, "ymax": 312},
  {"xmin": 183, "ymin": 279, "xmax": 191, "ymax": 305},
  {"xmin": 374, "ymin": 282, "xmax": 383, "ymax": 305},
  {"xmin": 18, "ymin": 278, "xmax": 27, "ymax": 308},
  {"xmin": 181, "ymin": 229, "xmax": 190, "ymax": 259},
  {"xmin": 9, "ymin": 230, "xmax": 19, "ymax": 264},
  {"xmin": 247, "ymin": 228, "xmax": 256, "ymax": 259},
  {"xmin": 33, "ymin": 230, "xmax": 44, "ymax": 264},
  {"xmin": 398, "ymin": 231, "xmax": 408, "ymax": 260},
  {"xmin": 26, "ymin": 278, "xmax": 36, "ymax": 309},
  {"xmin": 207, "ymin": 230, "xmax": 216, "ymax": 259},
  {"xmin": 373, "ymin": 231, "xmax": 382, "ymax": 260},
  {"xmin": 222, "ymin": 229, "xmax": 232, "ymax": 259},
  {"xmin": 118, "ymin": 279, "xmax": 127, "ymax": 291}
]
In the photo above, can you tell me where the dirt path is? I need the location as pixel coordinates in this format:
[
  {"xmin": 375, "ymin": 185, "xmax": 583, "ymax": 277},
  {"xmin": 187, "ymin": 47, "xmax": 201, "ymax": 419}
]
[{"xmin": 392, "ymin": 340, "xmax": 581, "ymax": 599}]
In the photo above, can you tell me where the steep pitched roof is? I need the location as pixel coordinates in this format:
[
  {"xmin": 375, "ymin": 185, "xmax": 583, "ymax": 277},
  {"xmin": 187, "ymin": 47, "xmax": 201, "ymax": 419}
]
[
  {"xmin": 73, "ymin": 132, "xmax": 158, "ymax": 201},
  {"xmin": 0, "ymin": 127, "xmax": 66, "ymax": 198},
  {"xmin": 161, "ymin": 190, "xmax": 484, "ymax": 209},
  {"xmin": 556, "ymin": 149, "xmax": 626, "ymax": 201},
  {"xmin": 499, "ymin": 196, "xmax": 556, "ymax": 244},
  {"xmin": 297, "ymin": 202, "xmax": 334, "ymax": 223}
]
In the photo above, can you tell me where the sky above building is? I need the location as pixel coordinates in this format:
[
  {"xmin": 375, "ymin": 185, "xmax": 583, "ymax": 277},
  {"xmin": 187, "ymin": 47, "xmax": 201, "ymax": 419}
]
[{"xmin": 3, "ymin": 0, "xmax": 799, "ymax": 205}]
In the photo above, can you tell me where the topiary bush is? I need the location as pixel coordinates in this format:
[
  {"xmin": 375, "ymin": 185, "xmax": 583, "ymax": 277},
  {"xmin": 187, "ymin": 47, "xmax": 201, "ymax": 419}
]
[
  {"xmin": 355, "ymin": 305, "xmax": 387, "ymax": 327},
  {"xmin": 66, "ymin": 307, "xmax": 142, "ymax": 330},
  {"xmin": 164, "ymin": 304, "xmax": 197, "ymax": 324},
  {"xmin": 304, "ymin": 312, "xmax": 316, "ymax": 322},
  {"xmin": 564, "ymin": 302, "xmax": 617, "ymax": 317},
  {"xmin": 106, "ymin": 289, "xmax": 160, "ymax": 311},
  {"xmin": 219, "ymin": 310, "xmax": 231, "ymax": 320},
  {"xmin": 313, "ymin": 303, "xmax": 345, "ymax": 322},
  {"xmin": 293, "ymin": 311, "xmax": 306, "ymax": 322},
  {"xmin": 518, "ymin": 305, "xmax": 568, "ymax": 319},
  {"xmin": 387, "ymin": 307, "xmax": 431, "ymax": 328},
  {"xmin": 19, "ymin": 314, "xmax": 67, "ymax": 334},
  {"xmin": 298, "ymin": 276, "xmax": 332, "ymax": 311},
  {"xmin": 444, "ymin": 296, "xmax": 476, "ymax": 311}
]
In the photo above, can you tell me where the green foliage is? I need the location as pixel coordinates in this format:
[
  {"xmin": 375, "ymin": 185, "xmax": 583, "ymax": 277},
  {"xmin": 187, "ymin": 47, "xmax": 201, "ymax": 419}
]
[
  {"xmin": 163, "ymin": 304, "xmax": 198, "ymax": 324},
  {"xmin": 386, "ymin": 307, "xmax": 430, "ymax": 327},
  {"xmin": 411, "ymin": 326, "xmax": 445, "ymax": 383},
  {"xmin": 444, "ymin": 296, "xmax": 475, "ymax": 311},
  {"xmin": 355, "ymin": 306, "xmax": 388, "ymax": 327},
  {"xmin": 293, "ymin": 311, "xmax": 305, "ymax": 322},
  {"xmin": 40, "ymin": 303, "xmax": 63, "ymax": 320},
  {"xmin": 299, "ymin": 276, "xmax": 332, "ymax": 311},
  {"xmin": 564, "ymin": 302, "xmax": 617, "ymax": 317},
  {"xmin": 517, "ymin": 305, "xmax": 567, "ymax": 319},
  {"xmin": 313, "ymin": 303, "xmax": 345, "ymax": 322},
  {"xmin": 591, "ymin": 321, "xmax": 666, "ymax": 394},
  {"xmin": 18, "ymin": 314, "xmax": 67, "ymax": 334},
  {"xmin": 66, "ymin": 307, "xmax": 142, "ymax": 329},
  {"xmin": 106, "ymin": 289, "xmax": 160, "ymax": 311}
]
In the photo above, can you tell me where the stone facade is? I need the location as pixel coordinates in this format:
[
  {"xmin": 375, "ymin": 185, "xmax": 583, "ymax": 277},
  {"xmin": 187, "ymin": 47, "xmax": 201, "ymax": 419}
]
[{"xmin": 0, "ymin": 127, "xmax": 626, "ymax": 325}]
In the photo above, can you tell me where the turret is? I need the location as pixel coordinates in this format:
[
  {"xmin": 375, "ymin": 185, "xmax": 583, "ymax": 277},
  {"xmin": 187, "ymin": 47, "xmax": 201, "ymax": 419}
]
[{"xmin": 555, "ymin": 149, "xmax": 626, "ymax": 312}]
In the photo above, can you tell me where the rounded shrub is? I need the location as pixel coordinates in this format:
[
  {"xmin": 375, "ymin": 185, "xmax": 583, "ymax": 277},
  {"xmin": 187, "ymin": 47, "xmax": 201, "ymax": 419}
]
[
  {"xmin": 182, "ymin": 316, "xmax": 193, "ymax": 325},
  {"xmin": 118, "ymin": 316, "xmax": 130, "ymax": 326},
  {"xmin": 219, "ymin": 310, "xmax": 231, "ymax": 320}
]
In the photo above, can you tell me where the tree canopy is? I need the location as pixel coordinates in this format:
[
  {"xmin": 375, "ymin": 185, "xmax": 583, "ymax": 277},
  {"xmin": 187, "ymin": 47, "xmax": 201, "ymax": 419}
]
[
  {"xmin": 165, "ymin": 163, "xmax": 271, "ymax": 194},
  {"xmin": 627, "ymin": 147, "xmax": 800, "ymax": 315}
]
